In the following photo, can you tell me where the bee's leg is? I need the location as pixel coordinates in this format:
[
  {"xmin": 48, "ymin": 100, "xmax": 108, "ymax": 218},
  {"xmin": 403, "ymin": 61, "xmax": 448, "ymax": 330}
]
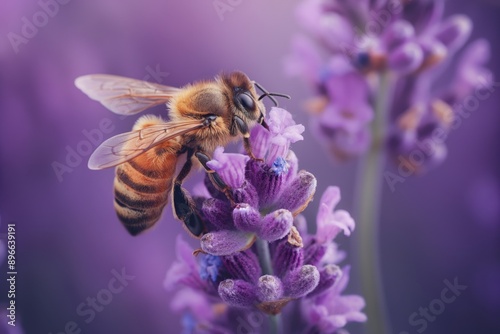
[
  {"xmin": 195, "ymin": 151, "xmax": 235, "ymax": 205},
  {"xmin": 234, "ymin": 116, "xmax": 263, "ymax": 161},
  {"xmin": 173, "ymin": 148, "xmax": 205, "ymax": 237}
]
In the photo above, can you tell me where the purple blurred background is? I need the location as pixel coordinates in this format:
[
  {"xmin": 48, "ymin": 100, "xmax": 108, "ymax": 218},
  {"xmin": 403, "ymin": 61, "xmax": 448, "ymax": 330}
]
[{"xmin": 0, "ymin": 0, "xmax": 499, "ymax": 333}]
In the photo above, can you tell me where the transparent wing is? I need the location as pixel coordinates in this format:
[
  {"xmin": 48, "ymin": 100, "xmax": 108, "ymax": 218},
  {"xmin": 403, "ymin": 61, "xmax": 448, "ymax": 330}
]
[
  {"xmin": 88, "ymin": 119, "xmax": 204, "ymax": 170},
  {"xmin": 75, "ymin": 74, "xmax": 181, "ymax": 115}
]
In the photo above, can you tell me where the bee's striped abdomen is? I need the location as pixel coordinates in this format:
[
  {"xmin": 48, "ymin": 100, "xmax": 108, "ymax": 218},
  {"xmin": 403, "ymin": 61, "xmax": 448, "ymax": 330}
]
[{"xmin": 113, "ymin": 136, "xmax": 181, "ymax": 236}]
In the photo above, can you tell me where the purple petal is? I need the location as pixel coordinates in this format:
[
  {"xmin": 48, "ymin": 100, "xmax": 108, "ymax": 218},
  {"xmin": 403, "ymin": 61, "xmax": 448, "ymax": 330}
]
[
  {"xmin": 337, "ymin": 295, "xmax": 368, "ymax": 322},
  {"xmin": 207, "ymin": 147, "xmax": 249, "ymax": 189},
  {"xmin": 175, "ymin": 235, "xmax": 197, "ymax": 266},
  {"xmin": 319, "ymin": 292, "xmax": 367, "ymax": 326},
  {"xmin": 452, "ymin": 39, "xmax": 493, "ymax": 100},
  {"xmin": 249, "ymin": 124, "xmax": 271, "ymax": 160},
  {"xmin": 286, "ymin": 150, "xmax": 299, "ymax": 180},
  {"xmin": 418, "ymin": 39, "xmax": 447, "ymax": 71},
  {"xmin": 301, "ymin": 265, "xmax": 366, "ymax": 332},
  {"xmin": 316, "ymin": 186, "xmax": 355, "ymax": 243},
  {"xmin": 171, "ymin": 288, "xmax": 215, "ymax": 322},
  {"xmin": 403, "ymin": 0, "xmax": 444, "ymax": 33},
  {"xmin": 303, "ymin": 242, "xmax": 327, "ymax": 266},
  {"xmin": 331, "ymin": 266, "xmax": 351, "ymax": 295},
  {"xmin": 318, "ymin": 186, "xmax": 341, "ymax": 212},
  {"xmin": 321, "ymin": 242, "xmax": 347, "ymax": 265},
  {"xmin": 265, "ymin": 108, "xmax": 305, "ymax": 165},
  {"xmin": 164, "ymin": 236, "xmax": 199, "ymax": 290},
  {"xmin": 460, "ymin": 39, "xmax": 491, "ymax": 68},
  {"xmin": 164, "ymin": 262, "xmax": 193, "ymax": 291},
  {"xmin": 201, "ymin": 230, "xmax": 255, "ymax": 256}
]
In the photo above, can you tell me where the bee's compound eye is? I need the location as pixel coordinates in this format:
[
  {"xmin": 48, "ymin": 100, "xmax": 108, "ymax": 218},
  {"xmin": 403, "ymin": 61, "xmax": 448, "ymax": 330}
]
[{"xmin": 237, "ymin": 93, "xmax": 255, "ymax": 111}]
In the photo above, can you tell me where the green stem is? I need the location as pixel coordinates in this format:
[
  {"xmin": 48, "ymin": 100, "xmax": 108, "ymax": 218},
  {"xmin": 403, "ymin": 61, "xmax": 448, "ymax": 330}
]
[
  {"xmin": 255, "ymin": 238, "xmax": 282, "ymax": 334},
  {"xmin": 256, "ymin": 238, "xmax": 274, "ymax": 276},
  {"xmin": 269, "ymin": 314, "xmax": 281, "ymax": 334},
  {"xmin": 354, "ymin": 71, "xmax": 392, "ymax": 334}
]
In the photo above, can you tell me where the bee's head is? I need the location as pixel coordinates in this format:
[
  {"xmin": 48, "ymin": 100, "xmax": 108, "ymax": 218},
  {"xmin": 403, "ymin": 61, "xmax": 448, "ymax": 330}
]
[
  {"xmin": 220, "ymin": 71, "xmax": 291, "ymax": 129},
  {"xmin": 221, "ymin": 71, "xmax": 263, "ymax": 123}
]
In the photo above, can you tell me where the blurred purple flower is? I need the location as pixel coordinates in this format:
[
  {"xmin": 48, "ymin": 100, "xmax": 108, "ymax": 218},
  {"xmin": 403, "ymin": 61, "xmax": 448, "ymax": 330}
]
[
  {"xmin": 287, "ymin": 0, "xmax": 492, "ymax": 170},
  {"xmin": 165, "ymin": 235, "xmax": 211, "ymax": 292},
  {"xmin": 302, "ymin": 267, "xmax": 367, "ymax": 333},
  {"xmin": 165, "ymin": 108, "xmax": 364, "ymax": 333},
  {"xmin": 315, "ymin": 186, "xmax": 355, "ymax": 244},
  {"xmin": 311, "ymin": 57, "xmax": 374, "ymax": 160}
]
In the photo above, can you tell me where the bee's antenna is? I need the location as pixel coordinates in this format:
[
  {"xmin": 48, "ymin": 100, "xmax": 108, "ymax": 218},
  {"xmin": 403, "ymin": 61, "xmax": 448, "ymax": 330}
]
[{"xmin": 253, "ymin": 81, "xmax": 291, "ymax": 107}]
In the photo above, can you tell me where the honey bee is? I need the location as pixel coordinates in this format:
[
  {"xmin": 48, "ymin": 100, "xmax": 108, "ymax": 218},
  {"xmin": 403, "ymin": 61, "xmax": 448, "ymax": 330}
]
[{"xmin": 75, "ymin": 71, "xmax": 290, "ymax": 237}]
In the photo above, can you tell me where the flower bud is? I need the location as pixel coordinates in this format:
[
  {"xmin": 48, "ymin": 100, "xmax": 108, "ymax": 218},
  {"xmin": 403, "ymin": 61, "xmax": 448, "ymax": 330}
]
[
  {"xmin": 435, "ymin": 15, "xmax": 472, "ymax": 52},
  {"xmin": 201, "ymin": 230, "xmax": 255, "ymax": 256},
  {"xmin": 232, "ymin": 203, "xmax": 261, "ymax": 233},
  {"xmin": 388, "ymin": 42, "xmax": 424, "ymax": 74},
  {"xmin": 284, "ymin": 265, "xmax": 320, "ymax": 299},
  {"xmin": 257, "ymin": 275, "xmax": 284, "ymax": 302},
  {"xmin": 273, "ymin": 233, "xmax": 304, "ymax": 277},
  {"xmin": 246, "ymin": 159, "xmax": 287, "ymax": 208},
  {"xmin": 202, "ymin": 198, "xmax": 233, "ymax": 230},
  {"xmin": 222, "ymin": 250, "xmax": 261, "ymax": 283},
  {"xmin": 233, "ymin": 180, "xmax": 258, "ymax": 207},
  {"xmin": 382, "ymin": 20, "xmax": 415, "ymax": 50},
  {"xmin": 275, "ymin": 170, "xmax": 317, "ymax": 216},
  {"xmin": 218, "ymin": 279, "xmax": 256, "ymax": 308},
  {"xmin": 259, "ymin": 209, "xmax": 294, "ymax": 242},
  {"xmin": 307, "ymin": 264, "xmax": 342, "ymax": 298}
]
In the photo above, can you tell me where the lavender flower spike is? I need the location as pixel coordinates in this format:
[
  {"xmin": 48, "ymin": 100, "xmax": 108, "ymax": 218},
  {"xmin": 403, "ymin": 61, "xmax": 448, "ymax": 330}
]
[
  {"xmin": 165, "ymin": 108, "xmax": 364, "ymax": 333},
  {"xmin": 302, "ymin": 266, "xmax": 367, "ymax": 333},
  {"xmin": 199, "ymin": 107, "xmax": 312, "ymax": 255}
]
